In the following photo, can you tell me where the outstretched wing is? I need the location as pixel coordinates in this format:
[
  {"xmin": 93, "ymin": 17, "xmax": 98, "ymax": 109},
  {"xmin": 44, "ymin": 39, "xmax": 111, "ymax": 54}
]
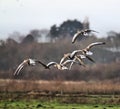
[
  {"xmin": 14, "ymin": 61, "xmax": 26, "ymax": 75},
  {"xmin": 75, "ymin": 56, "xmax": 85, "ymax": 67},
  {"xmin": 62, "ymin": 60, "xmax": 75, "ymax": 66},
  {"xmin": 35, "ymin": 60, "xmax": 48, "ymax": 68},
  {"xmin": 86, "ymin": 42, "xmax": 106, "ymax": 50},
  {"xmin": 72, "ymin": 31, "xmax": 83, "ymax": 43},
  {"xmin": 69, "ymin": 56, "xmax": 85, "ymax": 70},
  {"xmin": 70, "ymin": 50, "xmax": 82, "ymax": 58},
  {"xmin": 72, "ymin": 29, "xmax": 98, "ymax": 43},
  {"xmin": 84, "ymin": 29, "xmax": 99, "ymax": 34},
  {"xmin": 47, "ymin": 62, "xmax": 58, "ymax": 68},
  {"xmin": 60, "ymin": 54, "xmax": 70, "ymax": 64},
  {"xmin": 86, "ymin": 55, "xmax": 95, "ymax": 63}
]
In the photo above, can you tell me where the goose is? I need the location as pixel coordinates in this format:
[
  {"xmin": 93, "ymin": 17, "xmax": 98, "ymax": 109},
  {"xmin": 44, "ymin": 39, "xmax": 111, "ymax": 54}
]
[
  {"xmin": 81, "ymin": 42, "xmax": 105, "ymax": 56},
  {"xmin": 69, "ymin": 54, "xmax": 95, "ymax": 70},
  {"xmin": 43, "ymin": 61, "xmax": 68, "ymax": 70},
  {"xmin": 45, "ymin": 59, "xmax": 80, "ymax": 70},
  {"xmin": 71, "ymin": 42, "xmax": 106, "ymax": 63},
  {"xmin": 69, "ymin": 42, "xmax": 105, "ymax": 69},
  {"xmin": 60, "ymin": 50, "xmax": 85, "ymax": 67},
  {"xmin": 72, "ymin": 29, "xmax": 99, "ymax": 43},
  {"xmin": 14, "ymin": 58, "xmax": 47, "ymax": 75}
]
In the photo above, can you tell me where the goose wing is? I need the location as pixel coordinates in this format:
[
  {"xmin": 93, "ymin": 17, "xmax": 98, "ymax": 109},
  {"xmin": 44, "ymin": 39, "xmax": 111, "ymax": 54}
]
[
  {"xmin": 86, "ymin": 55, "xmax": 95, "ymax": 63},
  {"xmin": 60, "ymin": 54, "xmax": 70, "ymax": 64},
  {"xmin": 84, "ymin": 29, "xmax": 99, "ymax": 34},
  {"xmin": 35, "ymin": 60, "xmax": 48, "ymax": 68},
  {"xmin": 72, "ymin": 31, "xmax": 83, "ymax": 43},
  {"xmin": 46, "ymin": 62, "xmax": 58, "ymax": 68},
  {"xmin": 69, "ymin": 56, "xmax": 85, "ymax": 70},
  {"xmin": 86, "ymin": 42, "xmax": 106, "ymax": 50},
  {"xmin": 70, "ymin": 50, "xmax": 82, "ymax": 58},
  {"xmin": 62, "ymin": 60, "xmax": 76, "ymax": 66},
  {"xmin": 14, "ymin": 61, "xmax": 27, "ymax": 75},
  {"xmin": 75, "ymin": 56, "xmax": 85, "ymax": 67},
  {"xmin": 72, "ymin": 29, "xmax": 98, "ymax": 43},
  {"xmin": 77, "ymin": 54, "xmax": 95, "ymax": 62}
]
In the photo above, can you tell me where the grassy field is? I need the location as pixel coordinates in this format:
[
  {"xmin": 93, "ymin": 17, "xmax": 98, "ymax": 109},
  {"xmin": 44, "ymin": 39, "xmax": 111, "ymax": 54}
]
[
  {"xmin": 0, "ymin": 92, "xmax": 120, "ymax": 109},
  {"xmin": 0, "ymin": 79, "xmax": 120, "ymax": 108},
  {"xmin": 0, "ymin": 100, "xmax": 120, "ymax": 109}
]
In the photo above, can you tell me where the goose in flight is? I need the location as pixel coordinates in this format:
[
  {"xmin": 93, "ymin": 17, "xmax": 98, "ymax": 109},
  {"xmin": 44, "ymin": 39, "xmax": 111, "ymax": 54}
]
[
  {"xmin": 69, "ymin": 42, "xmax": 105, "ymax": 69},
  {"xmin": 44, "ymin": 59, "xmax": 80, "ymax": 70},
  {"xmin": 70, "ymin": 42, "xmax": 106, "ymax": 63},
  {"xmin": 60, "ymin": 50, "xmax": 85, "ymax": 67},
  {"xmin": 72, "ymin": 29, "xmax": 99, "ymax": 43},
  {"xmin": 43, "ymin": 61, "xmax": 68, "ymax": 70},
  {"xmin": 14, "ymin": 59, "xmax": 78, "ymax": 75},
  {"xmin": 81, "ymin": 41, "xmax": 105, "ymax": 56},
  {"xmin": 14, "ymin": 58, "xmax": 47, "ymax": 75}
]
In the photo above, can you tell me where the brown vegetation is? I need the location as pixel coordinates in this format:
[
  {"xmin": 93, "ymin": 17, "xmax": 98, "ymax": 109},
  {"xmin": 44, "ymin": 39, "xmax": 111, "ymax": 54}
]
[{"xmin": 0, "ymin": 79, "xmax": 120, "ymax": 95}]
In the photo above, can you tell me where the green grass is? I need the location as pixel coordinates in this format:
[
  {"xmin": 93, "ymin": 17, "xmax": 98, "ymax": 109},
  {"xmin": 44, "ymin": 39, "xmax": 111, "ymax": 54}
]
[
  {"xmin": 0, "ymin": 92, "xmax": 120, "ymax": 109},
  {"xmin": 0, "ymin": 100, "xmax": 120, "ymax": 109}
]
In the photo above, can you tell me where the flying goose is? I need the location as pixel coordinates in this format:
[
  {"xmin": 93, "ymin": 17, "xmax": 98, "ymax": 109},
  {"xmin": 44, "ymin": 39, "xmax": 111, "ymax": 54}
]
[
  {"xmin": 44, "ymin": 59, "xmax": 80, "ymax": 70},
  {"xmin": 81, "ymin": 42, "xmax": 106, "ymax": 55},
  {"xmin": 69, "ymin": 42, "xmax": 106, "ymax": 69},
  {"xmin": 72, "ymin": 29, "xmax": 99, "ymax": 43},
  {"xmin": 60, "ymin": 50, "xmax": 85, "ymax": 67},
  {"xmin": 14, "ymin": 58, "xmax": 46, "ymax": 75},
  {"xmin": 43, "ymin": 61, "xmax": 68, "ymax": 70},
  {"xmin": 70, "ymin": 42, "xmax": 106, "ymax": 63}
]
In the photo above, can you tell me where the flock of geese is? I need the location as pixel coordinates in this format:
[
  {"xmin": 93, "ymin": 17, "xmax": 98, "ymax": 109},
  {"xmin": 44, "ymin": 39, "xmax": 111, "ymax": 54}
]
[{"xmin": 14, "ymin": 29, "xmax": 106, "ymax": 76}]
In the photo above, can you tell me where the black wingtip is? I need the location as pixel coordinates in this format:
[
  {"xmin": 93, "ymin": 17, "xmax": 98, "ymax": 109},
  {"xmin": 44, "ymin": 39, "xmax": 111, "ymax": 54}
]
[
  {"xmin": 91, "ymin": 30, "xmax": 99, "ymax": 33},
  {"xmin": 103, "ymin": 42, "xmax": 106, "ymax": 44}
]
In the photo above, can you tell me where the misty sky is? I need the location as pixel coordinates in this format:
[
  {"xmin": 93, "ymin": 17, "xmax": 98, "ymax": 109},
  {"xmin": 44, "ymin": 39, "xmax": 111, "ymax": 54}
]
[{"xmin": 0, "ymin": 0, "xmax": 120, "ymax": 39}]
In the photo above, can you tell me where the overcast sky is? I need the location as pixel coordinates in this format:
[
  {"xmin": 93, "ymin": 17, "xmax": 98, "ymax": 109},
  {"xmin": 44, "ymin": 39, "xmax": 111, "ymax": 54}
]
[{"xmin": 0, "ymin": 0, "xmax": 120, "ymax": 39}]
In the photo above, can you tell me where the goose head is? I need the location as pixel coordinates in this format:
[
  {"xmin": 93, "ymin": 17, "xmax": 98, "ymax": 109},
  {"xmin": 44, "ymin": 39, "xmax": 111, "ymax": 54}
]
[{"xmin": 29, "ymin": 59, "xmax": 36, "ymax": 65}]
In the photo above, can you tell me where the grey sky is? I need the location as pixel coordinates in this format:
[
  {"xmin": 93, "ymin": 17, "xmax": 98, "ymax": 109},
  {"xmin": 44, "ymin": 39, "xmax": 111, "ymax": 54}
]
[{"xmin": 0, "ymin": 0, "xmax": 120, "ymax": 39}]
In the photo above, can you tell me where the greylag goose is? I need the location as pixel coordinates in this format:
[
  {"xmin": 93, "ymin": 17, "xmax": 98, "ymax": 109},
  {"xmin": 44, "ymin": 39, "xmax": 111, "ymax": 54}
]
[
  {"xmin": 69, "ymin": 42, "xmax": 105, "ymax": 69},
  {"xmin": 14, "ymin": 59, "xmax": 46, "ymax": 75},
  {"xmin": 81, "ymin": 42, "xmax": 105, "ymax": 56},
  {"xmin": 60, "ymin": 50, "xmax": 85, "ymax": 67},
  {"xmin": 72, "ymin": 29, "xmax": 98, "ymax": 43},
  {"xmin": 45, "ymin": 59, "xmax": 80, "ymax": 70}
]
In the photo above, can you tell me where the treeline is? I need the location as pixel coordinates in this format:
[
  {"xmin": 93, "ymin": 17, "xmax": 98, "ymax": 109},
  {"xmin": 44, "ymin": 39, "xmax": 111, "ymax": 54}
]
[{"xmin": 0, "ymin": 34, "xmax": 120, "ymax": 81}]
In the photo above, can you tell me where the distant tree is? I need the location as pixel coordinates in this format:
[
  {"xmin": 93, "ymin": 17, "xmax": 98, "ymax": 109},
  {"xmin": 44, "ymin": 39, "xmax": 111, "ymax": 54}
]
[
  {"xmin": 8, "ymin": 31, "xmax": 24, "ymax": 43},
  {"xmin": 49, "ymin": 19, "xmax": 84, "ymax": 39},
  {"xmin": 107, "ymin": 31, "xmax": 120, "ymax": 47},
  {"xmin": 22, "ymin": 34, "xmax": 35, "ymax": 44},
  {"xmin": 30, "ymin": 29, "xmax": 41, "ymax": 40},
  {"xmin": 0, "ymin": 40, "xmax": 5, "ymax": 46},
  {"xmin": 6, "ymin": 38, "xmax": 18, "ymax": 46},
  {"xmin": 49, "ymin": 24, "xmax": 59, "ymax": 38},
  {"xmin": 59, "ymin": 19, "xmax": 83, "ymax": 37},
  {"xmin": 107, "ymin": 31, "xmax": 117, "ymax": 37}
]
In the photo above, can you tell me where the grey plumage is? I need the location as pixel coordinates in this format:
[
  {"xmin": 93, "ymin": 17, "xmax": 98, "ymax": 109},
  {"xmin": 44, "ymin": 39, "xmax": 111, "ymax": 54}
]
[
  {"xmin": 72, "ymin": 29, "xmax": 99, "ymax": 43},
  {"xmin": 14, "ymin": 59, "xmax": 46, "ymax": 75}
]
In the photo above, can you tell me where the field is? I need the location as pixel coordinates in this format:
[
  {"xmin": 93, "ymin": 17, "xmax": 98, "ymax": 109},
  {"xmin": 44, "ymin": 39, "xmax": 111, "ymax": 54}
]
[
  {"xmin": 0, "ymin": 93, "xmax": 120, "ymax": 109},
  {"xmin": 0, "ymin": 79, "xmax": 120, "ymax": 109},
  {"xmin": 0, "ymin": 100, "xmax": 120, "ymax": 109}
]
